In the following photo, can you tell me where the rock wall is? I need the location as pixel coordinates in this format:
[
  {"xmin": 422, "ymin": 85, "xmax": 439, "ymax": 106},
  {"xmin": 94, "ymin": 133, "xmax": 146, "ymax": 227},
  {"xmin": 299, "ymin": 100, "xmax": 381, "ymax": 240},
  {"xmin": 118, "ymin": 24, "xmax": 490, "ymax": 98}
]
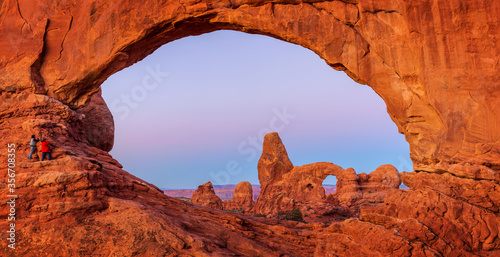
[{"xmin": 0, "ymin": 0, "xmax": 499, "ymax": 256}]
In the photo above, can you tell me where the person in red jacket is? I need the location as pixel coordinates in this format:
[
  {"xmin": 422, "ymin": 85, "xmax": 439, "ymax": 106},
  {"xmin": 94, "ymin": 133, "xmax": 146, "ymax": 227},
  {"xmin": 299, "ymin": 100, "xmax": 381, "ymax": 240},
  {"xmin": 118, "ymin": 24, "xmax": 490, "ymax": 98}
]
[{"xmin": 41, "ymin": 138, "xmax": 51, "ymax": 161}]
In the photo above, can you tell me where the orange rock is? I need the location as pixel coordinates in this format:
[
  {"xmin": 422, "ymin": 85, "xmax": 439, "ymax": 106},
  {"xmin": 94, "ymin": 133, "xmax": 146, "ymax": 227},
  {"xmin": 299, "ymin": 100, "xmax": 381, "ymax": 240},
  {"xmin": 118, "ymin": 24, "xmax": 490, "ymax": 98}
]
[
  {"xmin": 337, "ymin": 164, "xmax": 402, "ymax": 211},
  {"xmin": 361, "ymin": 164, "xmax": 402, "ymax": 192},
  {"xmin": 1, "ymin": 0, "xmax": 500, "ymax": 256},
  {"xmin": 257, "ymin": 132, "xmax": 294, "ymax": 188},
  {"xmin": 191, "ymin": 181, "xmax": 223, "ymax": 210},
  {"xmin": 254, "ymin": 133, "xmax": 401, "ymax": 218},
  {"xmin": 0, "ymin": 0, "xmax": 499, "ymax": 173},
  {"xmin": 223, "ymin": 181, "xmax": 254, "ymax": 212},
  {"xmin": 76, "ymin": 89, "xmax": 114, "ymax": 152}
]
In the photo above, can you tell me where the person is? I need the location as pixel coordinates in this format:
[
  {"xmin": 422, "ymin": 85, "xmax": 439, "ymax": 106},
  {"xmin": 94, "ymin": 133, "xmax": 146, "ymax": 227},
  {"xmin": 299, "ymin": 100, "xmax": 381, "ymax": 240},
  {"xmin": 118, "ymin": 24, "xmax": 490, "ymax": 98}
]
[
  {"xmin": 27, "ymin": 135, "xmax": 39, "ymax": 159},
  {"xmin": 41, "ymin": 138, "xmax": 51, "ymax": 161}
]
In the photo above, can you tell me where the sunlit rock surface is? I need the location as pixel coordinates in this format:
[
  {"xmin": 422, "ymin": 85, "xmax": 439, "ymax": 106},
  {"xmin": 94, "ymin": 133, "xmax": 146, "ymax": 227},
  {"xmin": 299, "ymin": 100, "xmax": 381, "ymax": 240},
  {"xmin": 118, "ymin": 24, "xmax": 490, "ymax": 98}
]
[
  {"xmin": 253, "ymin": 133, "xmax": 401, "ymax": 218},
  {"xmin": 223, "ymin": 181, "xmax": 254, "ymax": 212},
  {"xmin": 191, "ymin": 181, "xmax": 223, "ymax": 210},
  {"xmin": 0, "ymin": 0, "xmax": 499, "ymax": 255}
]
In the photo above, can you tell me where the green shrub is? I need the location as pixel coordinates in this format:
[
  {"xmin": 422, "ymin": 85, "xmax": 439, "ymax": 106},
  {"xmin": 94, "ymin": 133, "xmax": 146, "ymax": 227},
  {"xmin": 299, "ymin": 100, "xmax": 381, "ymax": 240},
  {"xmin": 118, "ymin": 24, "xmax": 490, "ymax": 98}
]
[
  {"xmin": 226, "ymin": 208, "xmax": 243, "ymax": 214},
  {"xmin": 280, "ymin": 208, "xmax": 305, "ymax": 222}
]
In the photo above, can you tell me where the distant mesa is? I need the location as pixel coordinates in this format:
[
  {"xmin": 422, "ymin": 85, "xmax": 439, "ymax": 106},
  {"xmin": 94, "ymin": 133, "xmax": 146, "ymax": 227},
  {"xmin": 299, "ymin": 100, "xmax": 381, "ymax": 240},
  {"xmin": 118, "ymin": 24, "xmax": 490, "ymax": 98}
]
[{"xmin": 164, "ymin": 183, "xmax": 336, "ymax": 201}]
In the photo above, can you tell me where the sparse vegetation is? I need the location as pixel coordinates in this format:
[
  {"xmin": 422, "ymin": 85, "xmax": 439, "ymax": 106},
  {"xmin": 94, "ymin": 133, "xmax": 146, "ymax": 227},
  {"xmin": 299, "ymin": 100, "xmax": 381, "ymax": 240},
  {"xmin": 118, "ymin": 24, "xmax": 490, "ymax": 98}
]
[
  {"xmin": 226, "ymin": 208, "xmax": 243, "ymax": 214},
  {"xmin": 174, "ymin": 197, "xmax": 191, "ymax": 202},
  {"xmin": 254, "ymin": 214, "xmax": 267, "ymax": 218},
  {"xmin": 279, "ymin": 208, "xmax": 305, "ymax": 222}
]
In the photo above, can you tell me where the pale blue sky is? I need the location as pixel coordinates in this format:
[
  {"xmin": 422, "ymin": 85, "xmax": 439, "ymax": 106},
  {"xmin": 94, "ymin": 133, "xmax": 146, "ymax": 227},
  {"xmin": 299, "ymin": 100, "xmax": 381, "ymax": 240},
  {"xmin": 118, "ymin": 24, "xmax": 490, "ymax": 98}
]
[{"xmin": 101, "ymin": 30, "xmax": 412, "ymax": 189}]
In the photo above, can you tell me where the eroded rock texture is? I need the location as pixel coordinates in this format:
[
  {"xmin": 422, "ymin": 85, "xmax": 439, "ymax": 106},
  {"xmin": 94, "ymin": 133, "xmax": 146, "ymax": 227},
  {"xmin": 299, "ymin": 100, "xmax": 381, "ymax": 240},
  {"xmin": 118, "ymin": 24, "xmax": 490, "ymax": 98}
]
[
  {"xmin": 0, "ymin": 0, "xmax": 499, "ymax": 256},
  {"xmin": 253, "ymin": 132, "xmax": 401, "ymax": 219},
  {"xmin": 223, "ymin": 181, "xmax": 254, "ymax": 212},
  {"xmin": 191, "ymin": 181, "xmax": 223, "ymax": 210}
]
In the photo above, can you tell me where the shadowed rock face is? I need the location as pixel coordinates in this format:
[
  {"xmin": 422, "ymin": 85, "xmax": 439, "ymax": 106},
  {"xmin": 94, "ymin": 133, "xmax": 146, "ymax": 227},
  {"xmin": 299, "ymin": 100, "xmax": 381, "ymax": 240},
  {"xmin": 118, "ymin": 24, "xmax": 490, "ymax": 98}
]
[{"xmin": 0, "ymin": 0, "xmax": 500, "ymax": 256}]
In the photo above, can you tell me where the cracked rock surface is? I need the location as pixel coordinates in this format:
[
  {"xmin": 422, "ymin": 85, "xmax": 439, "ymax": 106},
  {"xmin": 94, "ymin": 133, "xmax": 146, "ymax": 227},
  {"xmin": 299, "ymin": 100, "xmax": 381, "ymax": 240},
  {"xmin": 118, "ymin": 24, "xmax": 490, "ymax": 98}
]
[{"xmin": 0, "ymin": 0, "xmax": 500, "ymax": 256}]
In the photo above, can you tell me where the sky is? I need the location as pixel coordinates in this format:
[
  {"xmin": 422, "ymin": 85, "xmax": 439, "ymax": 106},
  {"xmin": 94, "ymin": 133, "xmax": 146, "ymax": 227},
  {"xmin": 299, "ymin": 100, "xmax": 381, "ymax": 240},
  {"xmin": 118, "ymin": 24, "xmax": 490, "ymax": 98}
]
[{"xmin": 101, "ymin": 30, "xmax": 413, "ymax": 190}]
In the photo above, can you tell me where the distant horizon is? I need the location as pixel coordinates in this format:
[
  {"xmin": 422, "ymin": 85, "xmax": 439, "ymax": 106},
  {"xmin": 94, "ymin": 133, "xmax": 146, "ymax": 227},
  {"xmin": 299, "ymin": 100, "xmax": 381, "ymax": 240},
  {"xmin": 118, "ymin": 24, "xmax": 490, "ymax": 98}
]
[
  {"xmin": 102, "ymin": 30, "xmax": 413, "ymax": 190},
  {"xmin": 160, "ymin": 183, "xmax": 338, "ymax": 190},
  {"xmin": 161, "ymin": 183, "xmax": 410, "ymax": 190}
]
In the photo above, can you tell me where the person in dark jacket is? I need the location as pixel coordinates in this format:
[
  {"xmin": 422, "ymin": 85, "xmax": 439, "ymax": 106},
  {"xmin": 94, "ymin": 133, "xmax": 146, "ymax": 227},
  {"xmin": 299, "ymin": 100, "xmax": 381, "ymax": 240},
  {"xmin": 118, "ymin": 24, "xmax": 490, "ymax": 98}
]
[
  {"xmin": 41, "ymin": 138, "xmax": 51, "ymax": 161},
  {"xmin": 27, "ymin": 135, "xmax": 39, "ymax": 159}
]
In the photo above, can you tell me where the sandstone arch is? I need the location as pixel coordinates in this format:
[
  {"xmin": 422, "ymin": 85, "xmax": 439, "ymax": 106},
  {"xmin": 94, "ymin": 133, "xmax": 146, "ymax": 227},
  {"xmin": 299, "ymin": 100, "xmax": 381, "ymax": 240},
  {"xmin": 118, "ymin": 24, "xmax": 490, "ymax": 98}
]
[
  {"xmin": 253, "ymin": 133, "xmax": 402, "ymax": 217},
  {"xmin": 1, "ymin": 0, "xmax": 500, "ymax": 256},
  {"xmin": 2, "ymin": 0, "xmax": 499, "ymax": 172}
]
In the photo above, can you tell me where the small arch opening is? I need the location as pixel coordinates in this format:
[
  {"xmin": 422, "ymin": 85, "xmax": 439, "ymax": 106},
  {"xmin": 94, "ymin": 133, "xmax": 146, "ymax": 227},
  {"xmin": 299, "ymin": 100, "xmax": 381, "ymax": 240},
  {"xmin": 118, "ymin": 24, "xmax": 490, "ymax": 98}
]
[{"xmin": 322, "ymin": 175, "xmax": 337, "ymax": 196}]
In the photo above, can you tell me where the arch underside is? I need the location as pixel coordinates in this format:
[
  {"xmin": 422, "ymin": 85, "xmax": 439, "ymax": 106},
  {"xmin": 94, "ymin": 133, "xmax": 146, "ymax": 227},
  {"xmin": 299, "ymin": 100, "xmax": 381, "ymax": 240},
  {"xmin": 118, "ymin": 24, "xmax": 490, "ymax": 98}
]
[
  {"xmin": 4, "ymin": 0, "xmax": 497, "ymax": 172},
  {"xmin": 1, "ymin": 0, "xmax": 500, "ymax": 255}
]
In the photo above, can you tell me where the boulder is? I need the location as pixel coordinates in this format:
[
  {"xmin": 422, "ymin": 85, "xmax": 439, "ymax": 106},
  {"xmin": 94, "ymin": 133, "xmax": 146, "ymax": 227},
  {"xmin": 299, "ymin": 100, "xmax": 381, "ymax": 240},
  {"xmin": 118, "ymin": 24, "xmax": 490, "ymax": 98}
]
[{"xmin": 223, "ymin": 181, "xmax": 254, "ymax": 212}]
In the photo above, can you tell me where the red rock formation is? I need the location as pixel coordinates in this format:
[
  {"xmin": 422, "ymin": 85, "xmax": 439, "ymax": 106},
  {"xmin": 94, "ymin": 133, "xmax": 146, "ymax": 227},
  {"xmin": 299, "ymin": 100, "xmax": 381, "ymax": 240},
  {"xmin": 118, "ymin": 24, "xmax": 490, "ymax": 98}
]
[
  {"xmin": 335, "ymin": 164, "xmax": 402, "ymax": 211},
  {"xmin": 0, "ymin": 0, "xmax": 499, "ymax": 256},
  {"xmin": 2, "ymin": 0, "xmax": 498, "ymax": 173},
  {"xmin": 191, "ymin": 181, "xmax": 223, "ymax": 210},
  {"xmin": 223, "ymin": 181, "xmax": 254, "ymax": 212},
  {"xmin": 253, "ymin": 133, "xmax": 401, "ymax": 219},
  {"xmin": 76, "ymin": 89, "xmax": 114, "ymax": 152},
  {"xmin": 257, "ymin": 133, "xmax": 294, "ymax": 188},
  {"xmin": 164, "ymin": 185, "xmax": 262, "ymax": 201},
  {"xmin": 360, "ymin": 164, "xmax": 402, "ymax": 192}
]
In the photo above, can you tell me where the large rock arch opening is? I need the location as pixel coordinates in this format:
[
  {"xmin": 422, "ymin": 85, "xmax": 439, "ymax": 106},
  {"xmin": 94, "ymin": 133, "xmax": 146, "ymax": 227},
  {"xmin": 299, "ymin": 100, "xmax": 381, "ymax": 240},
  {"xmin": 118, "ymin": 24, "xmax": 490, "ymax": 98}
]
[
  {"xmin": 102, "ymin": 29, "xmax": 410, "ymax": 191},
  {"xmin": 3, "ymin": 0, "xmax": 498, "ymax": 174},
  {"xmin": 2, "ymin": 0, "xmax": 498, "ymax": 175},
  {"xmin": 1, "ymin": 0, "xmax": 500, "ymax": 256}
]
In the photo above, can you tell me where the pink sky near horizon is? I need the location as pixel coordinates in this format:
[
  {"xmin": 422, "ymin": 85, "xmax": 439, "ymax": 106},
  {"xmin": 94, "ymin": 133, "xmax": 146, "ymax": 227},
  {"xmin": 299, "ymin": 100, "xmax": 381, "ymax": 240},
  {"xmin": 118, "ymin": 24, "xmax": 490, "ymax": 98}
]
[{"xmin": 102, "ymin": 30, "xmax": 412, "ymax": 189}]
